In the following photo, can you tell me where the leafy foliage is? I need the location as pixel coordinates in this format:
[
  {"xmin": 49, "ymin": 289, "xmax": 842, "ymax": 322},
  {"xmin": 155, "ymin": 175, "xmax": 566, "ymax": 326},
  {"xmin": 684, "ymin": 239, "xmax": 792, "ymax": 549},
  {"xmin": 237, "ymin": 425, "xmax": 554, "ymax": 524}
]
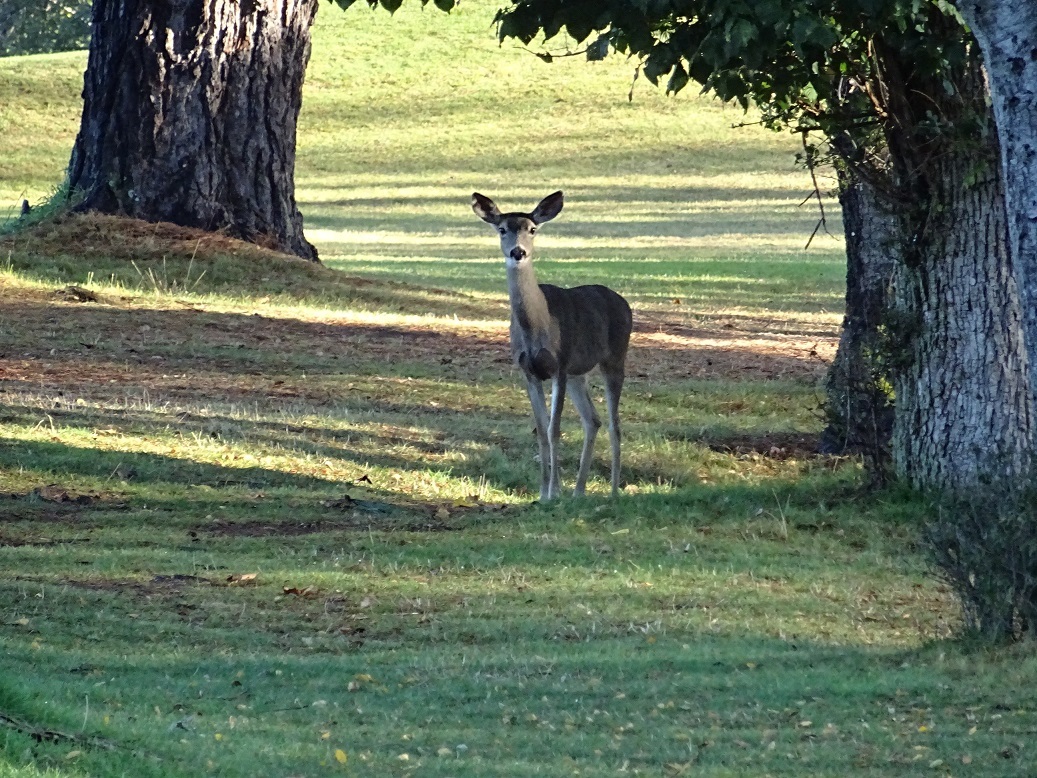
[
  {"xmin": 493, "ymin": 0, "xmax": 973, "ymax": 174},
  {"xmin": 925, "ymin": 486, "xmax": 1037, "ymax": 642},
  {"xmin": 0, "ymin": 0, "xmax": 90, "ymax": 57}
]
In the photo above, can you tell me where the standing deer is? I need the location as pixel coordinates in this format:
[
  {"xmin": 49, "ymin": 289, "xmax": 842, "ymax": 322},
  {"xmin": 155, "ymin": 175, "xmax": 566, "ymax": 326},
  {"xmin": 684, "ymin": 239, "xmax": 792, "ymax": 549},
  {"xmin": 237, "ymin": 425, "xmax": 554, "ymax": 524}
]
[{"xmin": 472, "ymin": 190, "xmax": 632, "ymax": 500}]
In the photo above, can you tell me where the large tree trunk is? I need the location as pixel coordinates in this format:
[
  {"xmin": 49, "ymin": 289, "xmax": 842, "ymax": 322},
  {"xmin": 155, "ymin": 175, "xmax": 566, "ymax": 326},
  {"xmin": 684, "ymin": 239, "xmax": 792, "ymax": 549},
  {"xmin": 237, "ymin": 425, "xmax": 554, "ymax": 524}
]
[
  {"xmin": 67, "ymin": 0, "xmax": 319, "ymax": 260},
  {"xmin": 955, "ymin": 3, "xmax": 1037, "ymax": 418},
  {"xmin": 820, "ymin": 172, "xmax": 897, "ymax": 479},
  {"xmin": 890, "ymin": 152, "xmax": 1032, "ymax": 490}
]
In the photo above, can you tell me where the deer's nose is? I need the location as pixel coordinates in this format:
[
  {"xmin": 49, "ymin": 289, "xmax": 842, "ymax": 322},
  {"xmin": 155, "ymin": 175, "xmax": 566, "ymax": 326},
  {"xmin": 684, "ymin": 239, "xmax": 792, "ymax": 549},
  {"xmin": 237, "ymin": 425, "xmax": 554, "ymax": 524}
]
[{"xmin": 509, "ymin": 246, "xmax": 527, "ymax": 261}]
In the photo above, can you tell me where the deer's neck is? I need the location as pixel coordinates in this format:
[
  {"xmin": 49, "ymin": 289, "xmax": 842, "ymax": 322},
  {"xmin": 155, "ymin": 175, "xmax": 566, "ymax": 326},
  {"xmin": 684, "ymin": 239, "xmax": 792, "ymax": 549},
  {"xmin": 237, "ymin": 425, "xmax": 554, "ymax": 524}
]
[{"xmin": 507, "ymin": 261, "xmax": 551, "ymax": 334}]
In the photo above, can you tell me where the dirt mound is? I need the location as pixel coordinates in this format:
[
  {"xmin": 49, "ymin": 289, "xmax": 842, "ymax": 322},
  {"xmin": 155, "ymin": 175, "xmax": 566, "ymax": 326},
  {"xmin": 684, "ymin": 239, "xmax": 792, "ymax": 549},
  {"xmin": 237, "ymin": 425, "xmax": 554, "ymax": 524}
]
[{"xmin": 2, "ymin": 211, "xmax": 312, "ymax": 266}]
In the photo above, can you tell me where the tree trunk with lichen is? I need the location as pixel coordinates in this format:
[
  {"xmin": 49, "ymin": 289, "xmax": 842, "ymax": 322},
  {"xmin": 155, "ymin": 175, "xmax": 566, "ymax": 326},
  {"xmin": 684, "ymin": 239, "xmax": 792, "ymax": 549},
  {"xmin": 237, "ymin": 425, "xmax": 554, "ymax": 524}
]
[
  {"xmin": 890, "ymin": 152, "xmax": 1031, "ymax": 490},
  {"xmin": 954, "ymin": 3, "xmax": 1037, "ymax": 419},
  {"xmin": 67, "ymin": 0, "xmax": 319, "ymax": 260}
]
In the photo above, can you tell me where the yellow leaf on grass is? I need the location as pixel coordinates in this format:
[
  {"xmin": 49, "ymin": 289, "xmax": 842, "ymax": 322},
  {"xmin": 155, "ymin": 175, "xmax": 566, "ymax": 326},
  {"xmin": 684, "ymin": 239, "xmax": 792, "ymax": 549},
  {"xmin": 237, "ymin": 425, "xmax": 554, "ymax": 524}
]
[
  {"xmin": 321, "ymin": 731, "xmax": 331, "ymax": 740},
  {"xmin": 214, "ymin": 733, "xmax": 223, "ymax": 741},
  {"xmin": 348, "ymin": 674, "xmax": 374, "ymax": 692},
  {"xmin": 334, "ymin": 749, "xmax": 348, "ymax": 764}
]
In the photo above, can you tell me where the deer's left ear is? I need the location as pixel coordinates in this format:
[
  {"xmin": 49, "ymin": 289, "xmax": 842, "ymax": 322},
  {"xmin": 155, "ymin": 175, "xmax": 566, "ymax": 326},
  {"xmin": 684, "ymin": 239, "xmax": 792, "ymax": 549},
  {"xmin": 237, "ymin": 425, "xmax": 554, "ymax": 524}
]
[
  {"xmin": 531, "ymin": 191, "xmax": 563, "ymax": 224},
  {"xmin": 472, "ymin": 193, "xmax": 502, "ymax": 225}
]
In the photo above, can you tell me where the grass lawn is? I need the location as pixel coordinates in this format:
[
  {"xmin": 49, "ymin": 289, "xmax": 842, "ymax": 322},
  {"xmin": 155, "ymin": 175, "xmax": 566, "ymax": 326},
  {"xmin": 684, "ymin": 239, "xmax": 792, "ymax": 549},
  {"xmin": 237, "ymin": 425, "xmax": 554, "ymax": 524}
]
[{"xmin": 2, "ymin": 2, "xmax": 1037, "ymax": 776}]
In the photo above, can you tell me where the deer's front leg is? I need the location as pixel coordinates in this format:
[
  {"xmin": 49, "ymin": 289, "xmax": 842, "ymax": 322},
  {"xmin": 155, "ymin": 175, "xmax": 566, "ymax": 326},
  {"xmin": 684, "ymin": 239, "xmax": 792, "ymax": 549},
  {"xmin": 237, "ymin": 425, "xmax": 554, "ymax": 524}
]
[
  {"xmin": 524, "ymin": 377, "xmax": 552, "ymax": 501},
  {"xmin": 547, "ymin": 372, "xmax": 567, "ymax": 499}
]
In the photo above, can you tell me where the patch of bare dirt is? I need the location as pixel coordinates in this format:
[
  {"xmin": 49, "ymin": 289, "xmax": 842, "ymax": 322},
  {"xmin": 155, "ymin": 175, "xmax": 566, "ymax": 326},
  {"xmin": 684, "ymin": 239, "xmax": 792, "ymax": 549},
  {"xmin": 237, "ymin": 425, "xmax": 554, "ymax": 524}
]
[
  {"xmin": 57, "ymin": 574, "xmax": 214, "ymax": 596},
  {"xmin": 198, "ymin": 516, "xmax": 454, "ymax": 537},
  {"xmin": 701, "ymin": 431, "xmax": 822, "ymax": 460},
  {"xmin": 0, "ymin": 489, "xmax": 128, "ymax": 524},
  {"xmin": 0, "ymin": 291, "xmax": 834, "ymax": 407},
  {"xmin": 631, "ymin": 313, "xmax": 835, "ymax": 383}
]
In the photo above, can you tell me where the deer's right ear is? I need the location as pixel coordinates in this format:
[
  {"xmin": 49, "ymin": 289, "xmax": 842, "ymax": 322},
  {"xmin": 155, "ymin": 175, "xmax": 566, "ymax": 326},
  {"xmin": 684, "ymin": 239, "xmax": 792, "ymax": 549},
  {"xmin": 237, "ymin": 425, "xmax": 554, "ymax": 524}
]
[{"xmin": 472, "ymin": 193, "xmax": 502, "ymax": 225}]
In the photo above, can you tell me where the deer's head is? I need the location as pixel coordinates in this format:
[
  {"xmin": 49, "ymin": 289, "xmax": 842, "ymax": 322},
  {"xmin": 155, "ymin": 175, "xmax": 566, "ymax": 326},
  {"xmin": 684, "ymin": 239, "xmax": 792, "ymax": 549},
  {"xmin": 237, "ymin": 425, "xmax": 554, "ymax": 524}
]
[{"xmin": 472, "ymin": 191, "xmax": 564, "ymax": 267}]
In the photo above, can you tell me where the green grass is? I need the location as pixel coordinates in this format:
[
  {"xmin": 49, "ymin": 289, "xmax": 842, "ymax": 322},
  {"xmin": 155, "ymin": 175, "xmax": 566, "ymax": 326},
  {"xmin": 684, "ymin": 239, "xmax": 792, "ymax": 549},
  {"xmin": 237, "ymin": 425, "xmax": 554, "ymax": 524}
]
[{"xmin": 2, "ymin": 2, "xmax": 1036, "ymax": 777}]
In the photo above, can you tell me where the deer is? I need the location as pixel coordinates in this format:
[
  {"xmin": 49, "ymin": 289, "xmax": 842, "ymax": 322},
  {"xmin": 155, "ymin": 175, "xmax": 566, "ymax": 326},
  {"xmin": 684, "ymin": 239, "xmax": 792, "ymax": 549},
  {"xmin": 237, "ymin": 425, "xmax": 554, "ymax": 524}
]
[{"xmin": 472, "ymin": 190, "xmax": 632, "ymax": 500}]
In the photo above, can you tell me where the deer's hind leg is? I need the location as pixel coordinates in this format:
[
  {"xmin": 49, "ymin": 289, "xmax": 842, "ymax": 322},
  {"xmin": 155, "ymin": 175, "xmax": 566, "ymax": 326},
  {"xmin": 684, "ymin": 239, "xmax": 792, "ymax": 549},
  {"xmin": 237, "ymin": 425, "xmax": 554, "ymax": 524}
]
[
  {"xmin": 568, "ymin": 374, "xmax": 601, "ymax": 496},
  {"xmin": 602, "ymin": 368, "xmax": 625, "ymax": 496}
]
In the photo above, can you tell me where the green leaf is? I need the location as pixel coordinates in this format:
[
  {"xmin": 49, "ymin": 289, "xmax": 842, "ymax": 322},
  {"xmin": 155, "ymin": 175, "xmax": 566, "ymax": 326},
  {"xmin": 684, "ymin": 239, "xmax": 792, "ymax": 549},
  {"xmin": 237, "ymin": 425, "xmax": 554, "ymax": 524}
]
[
  {"xmin": 727, "ymin": 18, "xmax": 755, "ymax": 51},
  {"xmin": 587, "ymin": 33, "xmax": 611, "ymax": 61},
  {"xmin": 666, "ymin": 63, "xmax": 689, "ymax": 95},
  {"xmin": 565, "ymin": 16, "xmax": 595, "ymax": 43},
  {"xmin": 497, "ymin": 5, "xmax": 542, "ymax": 45}
]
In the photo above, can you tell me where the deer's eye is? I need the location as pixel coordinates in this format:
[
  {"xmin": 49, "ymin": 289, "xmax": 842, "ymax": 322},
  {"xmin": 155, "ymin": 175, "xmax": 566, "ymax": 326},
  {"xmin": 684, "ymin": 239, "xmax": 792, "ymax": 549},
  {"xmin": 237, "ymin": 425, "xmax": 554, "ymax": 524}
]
[
  {"xmin": 498, "ymin": 227, "xmax": 506, "ymax": 235},
  {"xmin": 530, "ymin": 227, "xmax": 537, "ymax": 235}
]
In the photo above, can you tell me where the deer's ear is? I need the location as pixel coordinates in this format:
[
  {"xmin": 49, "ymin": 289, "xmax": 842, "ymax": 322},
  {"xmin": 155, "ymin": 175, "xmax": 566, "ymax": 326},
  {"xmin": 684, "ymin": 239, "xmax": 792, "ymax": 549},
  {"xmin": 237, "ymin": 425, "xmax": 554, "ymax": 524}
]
[
  {"xmin": 472, "ymin": 193, "xmax": 502, "ymax": 225},
  {"xmin": 532, "ymin": 191, "xmax": 563, "ymax": 224}
]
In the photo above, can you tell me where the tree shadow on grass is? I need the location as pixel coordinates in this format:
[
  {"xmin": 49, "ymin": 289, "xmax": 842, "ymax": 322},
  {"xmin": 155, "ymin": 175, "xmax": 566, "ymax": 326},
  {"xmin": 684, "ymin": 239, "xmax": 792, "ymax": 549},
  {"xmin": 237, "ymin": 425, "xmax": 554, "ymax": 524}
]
[{"xmin": 0, "ymin": 289, "xmax": 842, "ymax": 522}]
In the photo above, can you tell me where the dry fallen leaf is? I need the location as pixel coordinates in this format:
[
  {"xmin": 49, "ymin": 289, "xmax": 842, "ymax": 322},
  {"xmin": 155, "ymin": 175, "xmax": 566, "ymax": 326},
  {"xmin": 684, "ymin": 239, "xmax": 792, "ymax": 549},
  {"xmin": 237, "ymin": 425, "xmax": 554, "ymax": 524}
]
[
  {"xmin": 348, "ymin": 673, "xmax": 375, "ymax": 692},
  {"xmin": 283, "ymin": 585, "xmax": 319, "ymax": 597},
  {"xmin": 334, "ymin": 749, "xmax": 348, "ymax": 764}
]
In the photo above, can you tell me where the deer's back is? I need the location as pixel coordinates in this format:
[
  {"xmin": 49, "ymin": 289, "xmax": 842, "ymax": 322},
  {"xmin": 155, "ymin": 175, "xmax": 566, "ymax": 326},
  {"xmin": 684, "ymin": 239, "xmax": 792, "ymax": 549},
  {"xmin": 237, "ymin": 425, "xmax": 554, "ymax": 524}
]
[{"xmin": 541, "ymin": 283, "xmax": 632, "ymax": 375}]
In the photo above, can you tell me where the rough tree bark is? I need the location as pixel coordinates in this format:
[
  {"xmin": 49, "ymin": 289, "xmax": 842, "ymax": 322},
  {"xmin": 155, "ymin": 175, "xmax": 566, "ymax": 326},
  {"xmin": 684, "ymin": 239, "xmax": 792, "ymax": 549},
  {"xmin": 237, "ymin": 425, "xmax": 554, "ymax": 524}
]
[
  {"xmin": 820, "ymin": 172, "xmax": 897, "ymax": 479},
  {"xmin": 67, "ymin": 0, "xmax": 319, "ymax": 260},
  {"xmin": 860, "ymin": 34, "xmax": 1034, "ymax": 491},
  {"xmin": 954, "ymin": 3, "xmax": 1037, "ymax": 414},
  {"xmin": 890, "ymin": 152, "xmax": 1032, "ymax": 489}
]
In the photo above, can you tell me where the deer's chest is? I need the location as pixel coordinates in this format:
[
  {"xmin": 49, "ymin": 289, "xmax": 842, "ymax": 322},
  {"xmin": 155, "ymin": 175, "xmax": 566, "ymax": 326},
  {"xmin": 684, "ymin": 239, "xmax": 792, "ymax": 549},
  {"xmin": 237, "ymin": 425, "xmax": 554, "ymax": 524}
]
[{"xmin": 511, "ymin": 315, "xmax": 561, "ymax": 377}]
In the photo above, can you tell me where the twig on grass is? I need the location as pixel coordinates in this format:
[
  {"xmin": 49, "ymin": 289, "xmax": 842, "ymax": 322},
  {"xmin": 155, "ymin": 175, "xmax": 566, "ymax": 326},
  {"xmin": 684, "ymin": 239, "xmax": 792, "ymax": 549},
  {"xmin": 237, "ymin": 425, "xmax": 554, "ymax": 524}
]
[{"xmin": 0, "ymin": 709, "xmax": 119, "ymax": 751}]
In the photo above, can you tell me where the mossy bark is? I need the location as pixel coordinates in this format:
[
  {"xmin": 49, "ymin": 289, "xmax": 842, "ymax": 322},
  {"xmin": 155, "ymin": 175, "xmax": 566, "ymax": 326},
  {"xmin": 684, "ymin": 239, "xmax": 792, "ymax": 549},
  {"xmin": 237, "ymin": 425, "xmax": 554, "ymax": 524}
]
[{"xmin": 821, "ymin": 173, "xmax": 897, "ymax": 480}]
